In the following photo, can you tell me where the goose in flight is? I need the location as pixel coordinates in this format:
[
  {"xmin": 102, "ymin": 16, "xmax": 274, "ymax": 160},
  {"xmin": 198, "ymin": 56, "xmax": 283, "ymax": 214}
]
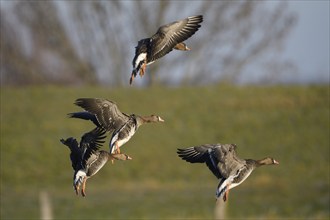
[
  {"xmin": 177, "ymin": 143, "xmax": 279, "ymax": 201},
  {"xmin": 60, "ymin": 127, "xmax": 131, "ymax": 196},
  {"xmin": 68, "ymin": 98, "xmax": 164, "ymax": 158},
  {"xmin": 130, "ymin": 15, "xmax": 203, "ymax": 84}
]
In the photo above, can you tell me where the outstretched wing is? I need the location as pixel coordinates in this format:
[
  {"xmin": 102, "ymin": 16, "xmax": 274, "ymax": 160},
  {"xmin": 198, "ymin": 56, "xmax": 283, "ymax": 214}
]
[
  {"xmin": 177, "ymin": 144, "xmax": 225, "ymax": 179},
  {"xmin": 80, "ymin": 127, "xmax": 107, "ymax": 168},
  {"xmin": 74, "ymin": 98, "xmax": 129, "ymax": 132},
  {"xmin": 177, "ymin": 143, "xmax": 244, "ymax": 180},
  {"xmin": 150, "ymin": 15, "xmax": 203, "ymax": 62},
  {"xmin": 60, "ymin": 137, "xmax": 82, "ymax": 171}
]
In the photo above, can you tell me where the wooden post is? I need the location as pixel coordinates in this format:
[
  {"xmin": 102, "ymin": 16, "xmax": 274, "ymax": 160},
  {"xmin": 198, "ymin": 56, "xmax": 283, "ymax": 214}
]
[
  {"xmin": 39, "ymin": 190, "xmax": 53, "ymax": 220},
  {"xmin": 214, "ymin": 198, "xmax": 227, "ymax": 219}
]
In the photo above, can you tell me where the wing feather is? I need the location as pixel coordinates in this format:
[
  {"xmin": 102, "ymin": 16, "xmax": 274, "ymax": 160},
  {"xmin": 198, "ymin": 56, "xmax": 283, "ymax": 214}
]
[
  {"xmin": 177, "ymin": 143, "xmax": 246, "ymax": 180},
  {"xmin": 74, "ymin": 98, "xmax": 129, "ymax": 132},
  {"xmin": 67, "ymin": 111, "xmax": 101, "ymax": 127},
  {"xmin": 80, "ymin": 127, "xmax": 107, "ymax": 168},
  {"xmin": 149, "ymin": 15, "xmax": 203, "ymax": 62},
  {"xmin": 177, "ymin": 144, "xmax": 222, "ymax": 179}
]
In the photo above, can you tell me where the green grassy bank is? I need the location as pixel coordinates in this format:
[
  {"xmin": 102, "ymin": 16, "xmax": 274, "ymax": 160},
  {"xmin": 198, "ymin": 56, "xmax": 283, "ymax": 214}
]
[{"xmin": 1, "ymin": 85, "xmax": 329, "ymax": 219}]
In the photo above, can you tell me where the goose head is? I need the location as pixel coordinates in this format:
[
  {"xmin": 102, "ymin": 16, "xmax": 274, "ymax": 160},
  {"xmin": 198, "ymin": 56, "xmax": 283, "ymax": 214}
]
[
  {"xmin": 174, "ymin": 42, "xmax": 190, "ymax": 51},
  {"xmin": 257, "ymin": 157, "xmax": 279, "ymax": 166},
  {"xmin": 139, "ymin": 115, "xmax": 165, "ymax": 124},
  {"xmin": 111, "ymin": 153, "xmax": 132, "ymax": 161},
  {"xmin": 150, "ymin": 115, "xmax": 165, "ymax": 122}
]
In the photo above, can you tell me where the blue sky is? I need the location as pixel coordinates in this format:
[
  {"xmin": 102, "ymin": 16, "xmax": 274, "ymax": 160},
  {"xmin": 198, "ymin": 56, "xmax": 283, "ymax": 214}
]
[{"xmin": 283, "ymin": 1, "xmax": 329, "ymax": 83}]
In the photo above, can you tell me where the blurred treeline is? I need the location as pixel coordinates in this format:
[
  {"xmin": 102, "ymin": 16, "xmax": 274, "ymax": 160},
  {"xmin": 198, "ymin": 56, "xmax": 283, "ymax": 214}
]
[{"xmin": 1, "ymin": 1, "xmax": 297, "ymax": 86}]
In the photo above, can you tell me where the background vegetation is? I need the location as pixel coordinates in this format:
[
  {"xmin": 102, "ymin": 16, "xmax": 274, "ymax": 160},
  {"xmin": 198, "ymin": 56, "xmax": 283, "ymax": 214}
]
[
  {"xmin": 1, "ymin": 1, "xmax": 296, "ymax": 86},
  {"xmin": 1, "ymin": 85, "xmax": 329, "ymax": 219}
]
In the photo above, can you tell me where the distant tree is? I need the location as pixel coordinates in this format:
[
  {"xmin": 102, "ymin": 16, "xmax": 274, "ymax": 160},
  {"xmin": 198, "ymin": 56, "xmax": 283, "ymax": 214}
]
[
  {"xmin": 1, "ymin": 1, "xmax": 95, "ymax": 85},
  {"xmin": 108, "ymin": 1, "xmax": 297, "ymax": 85},
  {"xmin": 0, "ymin": 1, "xmax": 296, "ymax": 86}
]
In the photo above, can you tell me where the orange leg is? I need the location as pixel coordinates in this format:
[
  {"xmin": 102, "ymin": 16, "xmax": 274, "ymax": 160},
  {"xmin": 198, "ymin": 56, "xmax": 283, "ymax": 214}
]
[
  {"xmin": 223, "ymin": 184, "xmax": 230, "ymax": 202},
  {"xmin": 129, "ymin": 73, "xmax": 135, "ymax": 85},
  {"xmin": 140, "ymin": 62, "xmax": 146, "ymax": 77},
  {"xmin": 115, "ymin": 142, "xmax": 120, "ymax": 154},
  {"xmin": 74, "ymin": 184, "xmax": 79, "ymax": 196},
  {"xmin": 81, "ymin": 177, "xmax": 87, "ymax": 197},
  {"xmin": 111, "ymin": 142, "xmax": 120, "ymax": 164}
]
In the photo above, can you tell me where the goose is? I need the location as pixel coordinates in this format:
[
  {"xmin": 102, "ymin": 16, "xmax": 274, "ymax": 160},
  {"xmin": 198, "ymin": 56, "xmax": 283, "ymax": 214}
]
[
  {"xmin": 177, "ymin": 143, "xmax": 279, "ymax": 201},
  {"xmin": 68, "ymin": 98, "xmax": 164, "ymax": 157},
  {"xmin": 60, "ymin": 127, "xmax": 132, "ymax": 197},
  {"xmin": 130, "ymin": 15, "xmax": 203, "ymax": 84}
]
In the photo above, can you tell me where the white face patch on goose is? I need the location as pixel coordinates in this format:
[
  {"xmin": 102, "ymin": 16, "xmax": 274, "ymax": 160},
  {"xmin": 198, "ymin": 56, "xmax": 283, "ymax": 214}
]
[{"xmin": 135, "ymin": 53, "xmax": 147, "ymax": 68}]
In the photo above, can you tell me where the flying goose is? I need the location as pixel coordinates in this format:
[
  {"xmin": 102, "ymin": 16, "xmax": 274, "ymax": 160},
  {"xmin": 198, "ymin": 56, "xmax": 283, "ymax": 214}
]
[
  {"xmin": 177, "ymin": 144, "xmax": 279, "ymax": 201},
  {"xmin": 68, "ymin": 98, "xmax": 164, "ymax": 157},
  {"xmin": 60, "ymin": 127, "xmax": 132, "ymax": 197},
  {"xmin": 130, "ymin": 15, "xmax": 203, "ymax": 84}
]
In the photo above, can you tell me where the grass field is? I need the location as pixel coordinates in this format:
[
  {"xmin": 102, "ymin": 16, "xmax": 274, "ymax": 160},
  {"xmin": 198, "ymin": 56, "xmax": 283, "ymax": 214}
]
[{"xmin": 1, "ymin": 85, "xmax": 329, "ymax": 219}]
